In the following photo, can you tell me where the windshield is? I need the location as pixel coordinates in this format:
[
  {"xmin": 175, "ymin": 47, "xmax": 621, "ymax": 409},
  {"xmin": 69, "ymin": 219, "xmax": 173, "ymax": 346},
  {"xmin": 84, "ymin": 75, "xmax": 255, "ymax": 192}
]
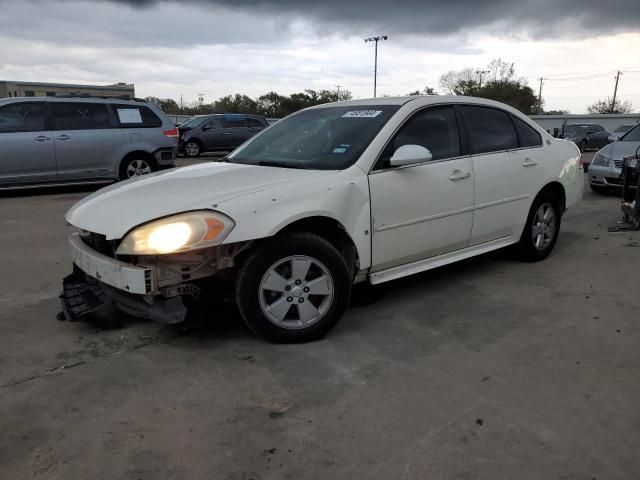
[
  {"xmin": 614, "ymin": 124, "xmax": 633, "ymax": 133},
  {"xmin": 180, "ymin": 116, "xmax": 212, "ymax": 129},
  {"xmin": 564, "ymin": 124, "xmax": 588, "ymax": 134},
  {"xmin": 620, "ymin": 124, "xmax": 640, "ymax": 141},
  {"xmin": 228, "ymin": 105, "xmax": 400, "ymax": 170}
]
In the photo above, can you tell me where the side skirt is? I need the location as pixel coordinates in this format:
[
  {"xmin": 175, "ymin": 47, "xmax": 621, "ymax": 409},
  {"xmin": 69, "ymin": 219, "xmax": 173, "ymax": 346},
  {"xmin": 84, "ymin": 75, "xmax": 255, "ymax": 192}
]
[{"xmin": 369, "ymin": 236, "xmax": 515, "ymax": 285}]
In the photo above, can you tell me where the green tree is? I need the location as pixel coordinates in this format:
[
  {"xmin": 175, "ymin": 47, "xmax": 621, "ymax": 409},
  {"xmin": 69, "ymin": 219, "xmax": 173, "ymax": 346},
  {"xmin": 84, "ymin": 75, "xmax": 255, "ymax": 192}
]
[
  {"xmin": 256, "ymin": 91, "xmax": 288, "ymax": 117},
  {"xmin": 541, "ymin": 109, "xmax": 571, "ymax": 115},
  {"xmin": 439, "ymin": 59, "xmax": 541, "ymax": 114},
  {"xmin": 144, "ymin": 96, "xmax": 180, "ymax": 114},
  {"xmin": 407, "ymin": 86, "xmax": 438, "ymax": 96},
  {"xmin": 145, "ymin": 88, "xmax": 353, "ymax": 118},
  {"xmin": 587, "ymin": 98, "xmax": 634, "ymax": 114},
  {"xmin": 213, "ymin": 94, "xmax": 258, "ymax": 114},
  {"xmin": 439, "ymin": 68, "xmax": 479, "ymax": 95}
]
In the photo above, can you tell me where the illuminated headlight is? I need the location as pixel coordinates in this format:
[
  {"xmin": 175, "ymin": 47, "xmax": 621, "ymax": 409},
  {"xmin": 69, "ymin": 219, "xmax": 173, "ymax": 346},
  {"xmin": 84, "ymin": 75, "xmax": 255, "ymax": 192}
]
[
  {"xmin": 116, "ymin": 211, "xmax": 235, "ymax": 255},
  {"xmin": 591, "ymin": 153, "xmax": 611, "ymax": 167}
]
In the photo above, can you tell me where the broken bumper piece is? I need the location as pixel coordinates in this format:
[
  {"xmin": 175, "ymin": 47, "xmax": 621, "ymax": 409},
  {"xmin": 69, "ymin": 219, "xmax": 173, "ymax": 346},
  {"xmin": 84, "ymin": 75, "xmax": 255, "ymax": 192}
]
[{"xmin": 60, "ymin": 268, "xmax": 188, "ymax": 324}]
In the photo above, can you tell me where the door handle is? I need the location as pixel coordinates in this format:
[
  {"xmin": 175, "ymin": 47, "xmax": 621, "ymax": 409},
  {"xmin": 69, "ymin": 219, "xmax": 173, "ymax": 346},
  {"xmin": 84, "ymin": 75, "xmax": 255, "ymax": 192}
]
[
  {"xmin": 449, "ymin": 170, "xmax": 470, "ymax": 181},
  {"xmin": 221, "ymin": 132, "xmax": 232, "ymax": 135},
  {"xmin": 56, "ymin": 135, "xmax": 71, "ymax": 141},
  {"xmin": 522, "ymin": 158, "xmax": 538, "ymax": 167},
  {"xmin": 34, "ymin": 135, "xmax": 51, "ymax": 142}
]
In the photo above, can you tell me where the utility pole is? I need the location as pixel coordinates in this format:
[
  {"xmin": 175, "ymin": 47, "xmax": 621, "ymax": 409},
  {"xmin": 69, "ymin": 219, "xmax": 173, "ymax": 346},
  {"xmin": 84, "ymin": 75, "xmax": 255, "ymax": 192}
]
[
  {"xmin": 538, "ymin": 77, "xmax": 544, "ymax": 111},
  {"xmin": 335, "ymin": 84, "xmax": 342, "ymax": 100},
  {"xmin": 364, "ymin": 35, "xmax": 388, "ymax": 98},
  {"xmin": 476, "ymin": 70, "xmax": 489, "ymax": 89},
  {"xmin": 180, "ymin": 94, "xmax": 183, "ymax": 113},
  {"xmin": 611, "ymin": 71, "xmax": 622, "ymax": 113}
]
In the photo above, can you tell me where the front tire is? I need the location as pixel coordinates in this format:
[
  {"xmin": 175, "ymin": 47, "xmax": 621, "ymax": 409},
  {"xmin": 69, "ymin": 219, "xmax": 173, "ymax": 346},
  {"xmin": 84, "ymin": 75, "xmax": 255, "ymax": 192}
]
[
  {"xmin": 516, "ymin": 192, "xmax": 562, "ymax": 261},
  {"xmin": 579, "ymin": 140, "xmax": 587, "ymax": 152},
  {"xmin": 236, "ymin": 232, "xmax": 352, "ymax": 343}
]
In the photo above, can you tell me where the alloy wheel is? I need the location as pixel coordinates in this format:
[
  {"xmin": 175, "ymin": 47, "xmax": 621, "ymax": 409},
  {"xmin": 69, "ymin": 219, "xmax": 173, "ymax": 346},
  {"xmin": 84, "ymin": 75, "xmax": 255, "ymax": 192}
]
[
  {"xmin": 126, "ymin": 159, "xmax": 152, "ymax": 178},
  {"xmin": 185, "ymin": 142, "xmax": 200, "ymax": 156},
  {"xmin": 258, "ymin": 255, "xmax": 334, "ymax": 329},
  {"xmin": 531, "ymin": 203, "xmax": 556, "ymax": 251}
]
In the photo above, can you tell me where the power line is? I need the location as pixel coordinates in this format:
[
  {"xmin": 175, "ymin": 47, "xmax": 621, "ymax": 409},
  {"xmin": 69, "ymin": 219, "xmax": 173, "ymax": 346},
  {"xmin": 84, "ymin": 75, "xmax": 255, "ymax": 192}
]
[{"xmin": 544, "ymin": 72, "xmax": 614, "ymax": 82}]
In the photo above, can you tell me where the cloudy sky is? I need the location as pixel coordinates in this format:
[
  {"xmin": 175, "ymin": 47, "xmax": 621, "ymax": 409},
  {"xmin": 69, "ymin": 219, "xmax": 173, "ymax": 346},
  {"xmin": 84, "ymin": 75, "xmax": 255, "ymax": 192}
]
[{"xmin": 1, "ymin": 0, "xmax": 639, "ymax": 113}]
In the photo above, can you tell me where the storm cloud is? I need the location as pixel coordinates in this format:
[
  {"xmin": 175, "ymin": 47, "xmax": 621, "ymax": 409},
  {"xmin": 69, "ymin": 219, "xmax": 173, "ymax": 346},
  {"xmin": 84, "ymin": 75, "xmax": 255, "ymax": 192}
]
[{"xmin": 105, "ymin": 0, "xmax": 640, "ymax": 38}]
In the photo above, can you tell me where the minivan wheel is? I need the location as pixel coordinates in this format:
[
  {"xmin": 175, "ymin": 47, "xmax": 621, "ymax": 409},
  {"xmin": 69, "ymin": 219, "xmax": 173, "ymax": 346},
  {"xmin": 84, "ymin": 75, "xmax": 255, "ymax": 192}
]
[
  {"xmin": 236, "ymin": 232, "xmax": 352, "ymax": 343},
  {"xmin": 184, "ymin": 141, "xmax": 201, "ymax": 157},
  {"xmin": 579, "ymin": 140, "xmax": 587, "ymax": 152},
  {"xmin": 120, "ymin": 157, "xmax": 154, "ymax": 180},
  {"xmin": 516, "ymin": 192, "xmax": 562, "ymax": 262}
]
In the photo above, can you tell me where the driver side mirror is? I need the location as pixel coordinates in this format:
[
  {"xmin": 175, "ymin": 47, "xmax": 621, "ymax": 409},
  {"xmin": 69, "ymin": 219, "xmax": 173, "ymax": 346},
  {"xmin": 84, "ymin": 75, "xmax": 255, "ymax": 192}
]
[
  {"xmin": 587, "ymin": 129, "xmax": 595, "ymax": 135},
  {"xmin": 390, "ymin": 144, "xmax": 433, "ymax": 167}
]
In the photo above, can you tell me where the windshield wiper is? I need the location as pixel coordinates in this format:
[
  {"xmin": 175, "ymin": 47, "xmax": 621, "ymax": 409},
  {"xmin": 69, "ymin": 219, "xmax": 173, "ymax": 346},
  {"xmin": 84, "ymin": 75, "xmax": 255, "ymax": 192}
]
[{"xmin": 257, "ymin": 160, "xmax": 307, "ymax": 169}]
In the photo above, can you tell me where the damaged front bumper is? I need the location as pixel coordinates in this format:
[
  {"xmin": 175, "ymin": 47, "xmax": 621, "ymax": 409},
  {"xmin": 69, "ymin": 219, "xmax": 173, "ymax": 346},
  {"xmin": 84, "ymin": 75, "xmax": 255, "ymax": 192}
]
[
  {"xmin": 60, "ymin": 232, "xmax": 190, "ymax": 324},
  {"xmin": 60, "ymin": 231, "xmax": 244, "ymax": 324},
  {"xmin": 60, "ymin": 267, "xmax": 189, "ymax": 324}
]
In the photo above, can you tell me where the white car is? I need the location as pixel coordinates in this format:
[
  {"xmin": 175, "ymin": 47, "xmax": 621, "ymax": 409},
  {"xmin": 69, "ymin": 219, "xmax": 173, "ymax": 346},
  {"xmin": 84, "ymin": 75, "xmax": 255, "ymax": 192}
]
[{"xmin": 61, "ymin": 96, "xmax": 583, "ymax": 343}]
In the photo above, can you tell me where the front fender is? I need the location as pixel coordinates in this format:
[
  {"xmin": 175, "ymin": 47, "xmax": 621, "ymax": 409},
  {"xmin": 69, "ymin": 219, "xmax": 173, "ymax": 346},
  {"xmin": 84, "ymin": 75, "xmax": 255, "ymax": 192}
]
[{"xmin": 216, "ymin": 167, "xmax": 373, "ymax": 269}]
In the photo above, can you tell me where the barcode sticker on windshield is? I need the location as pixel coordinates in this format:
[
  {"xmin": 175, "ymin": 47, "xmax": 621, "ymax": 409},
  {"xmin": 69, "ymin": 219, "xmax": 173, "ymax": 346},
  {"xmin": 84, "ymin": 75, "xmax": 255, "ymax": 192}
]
[{"xmin": 342, "ymin": 110, "xmax": 382, "ymax": 118}]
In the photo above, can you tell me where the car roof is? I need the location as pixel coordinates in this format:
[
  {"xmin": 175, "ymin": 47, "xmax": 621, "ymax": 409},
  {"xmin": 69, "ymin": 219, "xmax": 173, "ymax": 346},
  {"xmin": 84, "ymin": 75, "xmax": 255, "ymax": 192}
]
[
  {"xmin": 0, "ymin": 96, "xmax": 146, "ymax": 105},
  {"xmin": 307, "ymin": 95, "xmax": 540, "ymax": 124},
  {"xmin": 311, "ymin": 95, "xmax": 534, "ymax": 112}
]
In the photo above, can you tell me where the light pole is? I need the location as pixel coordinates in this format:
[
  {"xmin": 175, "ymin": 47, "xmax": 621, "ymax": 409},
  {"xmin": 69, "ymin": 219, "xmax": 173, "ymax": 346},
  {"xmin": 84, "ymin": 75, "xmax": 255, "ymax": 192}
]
[
  {"xmin": 476, "ymin": 69, "xmax": 489, "ymax": 90},
  {"xmin": 364, "ymin": 35, "xmax": 388, "ymax": 98}
]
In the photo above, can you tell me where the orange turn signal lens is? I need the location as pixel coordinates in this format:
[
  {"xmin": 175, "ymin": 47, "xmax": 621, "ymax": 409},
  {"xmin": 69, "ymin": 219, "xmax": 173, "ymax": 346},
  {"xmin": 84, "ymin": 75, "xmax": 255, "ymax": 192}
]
[{"xmin": 203, "ymin": 218, "xmax": 225, "ymax": 241}]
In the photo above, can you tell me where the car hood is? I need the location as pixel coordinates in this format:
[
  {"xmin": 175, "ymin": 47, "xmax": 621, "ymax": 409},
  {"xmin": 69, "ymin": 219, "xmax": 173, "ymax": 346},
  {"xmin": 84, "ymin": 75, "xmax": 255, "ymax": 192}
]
[
  {"xmin": 66, "ymin": 162, "xmax": 334, "ymax": 239},
  {"xmin": 599, "ymin": 141, "xmax": 640, "ymax": 161}
]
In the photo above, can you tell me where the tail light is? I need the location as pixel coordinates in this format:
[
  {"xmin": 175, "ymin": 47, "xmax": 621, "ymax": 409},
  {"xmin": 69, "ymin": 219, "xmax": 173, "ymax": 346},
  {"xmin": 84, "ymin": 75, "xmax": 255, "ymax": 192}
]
[{"xmin": 163, "ymin": 127, "xmax": 179, "ymax": 138}]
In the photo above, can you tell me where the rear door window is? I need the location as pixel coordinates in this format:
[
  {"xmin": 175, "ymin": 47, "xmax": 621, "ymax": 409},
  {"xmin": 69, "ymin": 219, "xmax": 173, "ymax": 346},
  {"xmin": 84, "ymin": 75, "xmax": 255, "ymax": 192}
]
[
  {"xmin": 50, "ymin": 102, "xmax": 111, "ymax": 130},
  {"xmin": 461, "ymin": 105, "xmax": 519, "ymax": 154},
  {"xmin": 222, "ymin": 116, "xmax": 246, "ymax": 129},
  {"xmin": 246, "ymin": 117, "xmax": 265, "ymax": 128},
  {"xmin": 0, "ymin": 102, "xmax": 47, "ymax": 133},
  {"xmin": 112, "ymin": 104, "xmax": 162, "ymax": 128},
  {"xmin": 203, "ymin": 118, "xmax": 222, "ymax": 129},
  {"xmin": 511, "ymin": 115, "xmax": 542, "ymax": 148}
]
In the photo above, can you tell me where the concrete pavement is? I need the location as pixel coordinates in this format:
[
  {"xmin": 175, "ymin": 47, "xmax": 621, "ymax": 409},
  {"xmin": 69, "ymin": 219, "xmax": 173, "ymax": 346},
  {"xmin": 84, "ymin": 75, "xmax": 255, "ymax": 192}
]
[{"xmin": 1, "ymin": 155, "xmax": 639, "ymax": 479}]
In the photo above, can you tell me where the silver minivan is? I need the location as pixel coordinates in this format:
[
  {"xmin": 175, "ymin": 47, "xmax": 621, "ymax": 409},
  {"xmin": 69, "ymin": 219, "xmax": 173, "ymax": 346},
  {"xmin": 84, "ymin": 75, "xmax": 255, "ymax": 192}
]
[{"xmin": 0, "ymin": 96, "xmax": 178, "ymax": 189}]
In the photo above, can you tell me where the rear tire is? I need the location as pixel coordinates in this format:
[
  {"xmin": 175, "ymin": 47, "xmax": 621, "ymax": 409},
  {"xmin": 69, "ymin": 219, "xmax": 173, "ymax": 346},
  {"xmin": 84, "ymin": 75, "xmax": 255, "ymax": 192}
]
[
  {"xmin": 579, "ymin": 140, "xmax": 587, "ymax": 152},
  {"xmin": 235, "ymin": 232, "xmax": 352, "ymax": 343},
  {"xmin": 516, "ymin": 191, "xmax": 562, "ymax": 262},
  {"xmin": 184, "ymin": 140, "xmax": 201, "ymax": 158},
  {"xmin": 119, "ymin": 155, "xmax": 155, "ymax": 180}
]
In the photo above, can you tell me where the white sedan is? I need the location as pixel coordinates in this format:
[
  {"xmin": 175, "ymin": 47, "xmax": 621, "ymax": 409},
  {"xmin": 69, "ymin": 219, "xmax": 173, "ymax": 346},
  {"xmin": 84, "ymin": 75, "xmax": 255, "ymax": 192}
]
[{"xmin": 61, "ymin": 96, "xmax": 583, "ymax": 343}]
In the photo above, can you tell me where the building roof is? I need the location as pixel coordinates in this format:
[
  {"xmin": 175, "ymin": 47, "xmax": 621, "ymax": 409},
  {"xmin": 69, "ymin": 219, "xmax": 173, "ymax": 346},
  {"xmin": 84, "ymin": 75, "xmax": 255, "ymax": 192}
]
[{"xmin": 0, "ymin": 80, "xmax": 133, "ymax": 90}]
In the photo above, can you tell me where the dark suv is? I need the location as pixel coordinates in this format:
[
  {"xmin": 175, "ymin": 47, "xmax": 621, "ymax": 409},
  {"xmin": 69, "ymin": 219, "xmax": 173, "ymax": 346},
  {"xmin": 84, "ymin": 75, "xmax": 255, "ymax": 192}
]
[
  {"xmin": 179, "ymin": 114, "xmax": 269, "ymax": 157},
  {"xmin": 562, "ymin": 123, "xmax": 611, "ymax": 152}
]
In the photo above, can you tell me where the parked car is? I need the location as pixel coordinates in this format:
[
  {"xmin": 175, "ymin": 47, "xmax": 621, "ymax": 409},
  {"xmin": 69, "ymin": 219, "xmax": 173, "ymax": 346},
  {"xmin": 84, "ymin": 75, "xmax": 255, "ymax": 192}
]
[
  {"xmin": 607, "ymin": 123, "xmax": 637, "ymax": 143},
  {"xmin": 562, "ymin": 123, "xmax": 611, "ymax": 154},
  {"xmin": 0, "ymin": 96, "xmax": 178, "ymax": 189},
  {"xmin": 179, "ymin": 113, "xmax": 269, "ymax": 157},
  {"xmin": 588, "ymin": 123, "xmax": 640, "ymax": 193},
  {"xmin": 61, "ymin": 96, "xmax": 583, "ymax": 343}
]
